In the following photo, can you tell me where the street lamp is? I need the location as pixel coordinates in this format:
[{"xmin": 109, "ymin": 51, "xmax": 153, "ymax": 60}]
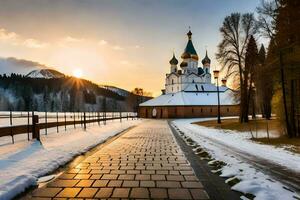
[{"xmin": 213, "ymin": 69, "xmax": 221, "ymax": 124}]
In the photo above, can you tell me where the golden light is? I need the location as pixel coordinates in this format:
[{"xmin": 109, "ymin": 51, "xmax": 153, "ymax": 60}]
[{"xmin": 73, "ymin": 69, "xmax": 83, "ymax": 78}]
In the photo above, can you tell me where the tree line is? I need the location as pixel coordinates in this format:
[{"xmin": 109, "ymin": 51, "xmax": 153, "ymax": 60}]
[
  {"xmin": 0, "ymin": 74, "xmax": 151, "ymax": 112},
  {"xmin": 216, "ymin": 0, "xmax": 300, "ymax": 137}
]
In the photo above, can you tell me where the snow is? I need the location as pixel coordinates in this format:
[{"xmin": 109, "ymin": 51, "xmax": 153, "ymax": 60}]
[
  {"xmin": 0, "ymin": 119, "xmax": 141, "ymax": 200},
  {"xmin": 172, "ymin": 118, "xmax": 300, "ymax": 200},
  {"xmin": 25, "ymin": 69, "xmax": 64, "ymax": 79},
  {"xmin": 140, "ymin": 89, "xmax": 237, "ymax": 106}
]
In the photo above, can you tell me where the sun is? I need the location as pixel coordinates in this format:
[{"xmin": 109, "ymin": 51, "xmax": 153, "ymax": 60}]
[{"xmin": 72, "ymin": 69, "xmax": 82, "ymax": 78}]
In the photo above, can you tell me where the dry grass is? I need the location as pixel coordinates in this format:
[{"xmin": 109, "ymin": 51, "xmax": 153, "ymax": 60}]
[
  {"xmin": 253, "ymin": 136, "xmax": 300, "ymax": 154},
  {"xmin": 193, "ymin": 118, "xmax": 300, "ymax": 154},
  {"xmin": 194, "ymin": 118, "xmax": 282, "ymax": 134}
]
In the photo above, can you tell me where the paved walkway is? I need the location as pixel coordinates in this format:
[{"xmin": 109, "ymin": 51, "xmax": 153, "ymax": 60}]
[{"xmin": 27, "ymin": 120, "xmax": 209, "ymax": 199}]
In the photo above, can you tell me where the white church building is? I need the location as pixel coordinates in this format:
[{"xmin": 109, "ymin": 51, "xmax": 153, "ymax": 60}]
[{"xmin": 139, "ymin": 30, "xmax": 239, "ymax": 118}]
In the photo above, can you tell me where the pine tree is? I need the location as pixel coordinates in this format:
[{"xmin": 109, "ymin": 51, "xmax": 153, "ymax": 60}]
[
  {"xmin": 274, "ymin": 0, "xmax": 300, "ymax": 137},
  {"xmin": 244, "ymin": 35, "xmax": 259, "ymax": 121}
]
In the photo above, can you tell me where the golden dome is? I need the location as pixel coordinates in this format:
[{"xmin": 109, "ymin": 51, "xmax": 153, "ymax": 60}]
[
  {"xmin": 180, "ymin": 61, "xmax": 188, "ymax": 68},
  {"xmin": 191, "ymin": 54, "xmax": 199, "ymax": 61},
  {"xmin": 181, "ymin": 52, "xmax": 191, "ymax": 59}
]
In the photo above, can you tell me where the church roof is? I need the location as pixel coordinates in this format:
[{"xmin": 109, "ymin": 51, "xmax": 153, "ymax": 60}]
[
  {"xmin": 169, "ymin": 53, "xmax": 178, "ymax": 65},
  {"xmin": 201, "ymin": 50, "xmax": 211, "ymax": 65},
  {"xmin": 181, "ymin": 30, "xmax": 198, "ymax": 60},
  {"xmin": 139, "ymin": 89, "xmax": 238, "ymax": 107}
]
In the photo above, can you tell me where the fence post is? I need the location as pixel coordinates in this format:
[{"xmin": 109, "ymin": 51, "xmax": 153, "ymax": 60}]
[
  {"xmin": 32, "ymin": 115, "xmax": 40, "ymax": 141},
  {"xmin": 64, "ymin": 112, "xmax": 67, "ymax": 131},
  {"xmin": 27, "ymin": 111, "xmax": 30, "ymax": 140},
  {"xmin": 80, "ymin": 112, "xmax": 83, "ymax": 127},
  {"xmin": 56, "ymin": 111, "xmax": 59, "ymax": 133},
  {"xmin": 73, "ymin": 111, "xmax": 76, "ymax": 129},
  {"xmin": 120, "ymin": 112, "xmax": 122, "ymax": 122},
  {"xmin": 10, "ymin": 110, "xmax": 14, "ymax": 144},
  {"xmin": 45, "ymin": 110, "xmax": 48, "ymax": 135},
  {"xmin": 83, "ymin": 112, "xmax": 86, "ymax": 130}
]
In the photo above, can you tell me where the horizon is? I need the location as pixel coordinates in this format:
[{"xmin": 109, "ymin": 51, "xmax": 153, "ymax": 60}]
[{"xmin": 0, "ymin": 0, "xmax": 261, "ymax": 96}]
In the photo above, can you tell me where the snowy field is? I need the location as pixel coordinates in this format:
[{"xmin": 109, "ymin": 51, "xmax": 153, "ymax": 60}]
[
  {"xmin": 0, "ymin": 119, "xmax": 141, "ymax": 200},
  {"xmin": 172, "ymin": 118, "xmax": 300, "ymax": 200}
]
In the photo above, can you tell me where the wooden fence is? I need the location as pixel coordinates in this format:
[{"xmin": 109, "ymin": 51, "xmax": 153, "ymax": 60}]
[{"xmin": 0, "ymin": 111, "xmax": 138, "ymax": 143}]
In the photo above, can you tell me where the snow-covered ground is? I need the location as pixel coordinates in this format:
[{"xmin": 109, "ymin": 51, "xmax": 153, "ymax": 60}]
[
  {"xmin": 0, "ymin": 119, "xmax": 141, "ymax": 200},
  {"xmin": 172, "ymin": 118, "xmax": 300, "ymax": 200}
]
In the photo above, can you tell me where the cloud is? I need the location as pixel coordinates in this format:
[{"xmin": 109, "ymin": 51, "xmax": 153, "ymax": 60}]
[
  {"xmin": 64, "ymin": 36, "xmax": 84, "ymax": 42},
  {"xmin": 0, "ymin": 27, "xmax": 47, "ymax": 48},
  {"xmin": 134, "ymin": 45, "xmax": 140, "ymax": 49},
  {"xmin": 0, "ymin": 57, "xmax": 50, "ymax": 75},
  {"xmin": 112, "ymin": 45, "xmax": 124, "ymax": 51},
  {"xmin": 0, "ymin": 28, "xmax": 19, "ymax": 44},
  {"xmin": 98, "ymin": 40, "xmax": 107, "ymax": 45},
  {"xmin": 23, "ymin": 38, "xmax": 48, "ymax": 48}
]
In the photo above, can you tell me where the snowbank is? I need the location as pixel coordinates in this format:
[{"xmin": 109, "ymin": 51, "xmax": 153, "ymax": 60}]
[
  {"xmin": 0, "ymin": 119, "xmax": 141, "ymax": 200},
  {"xmin": 172, "ymin": 118, "xmax": 300, "ymax": 200}
]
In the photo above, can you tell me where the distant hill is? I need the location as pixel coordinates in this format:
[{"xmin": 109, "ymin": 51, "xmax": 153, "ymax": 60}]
[
  {"xmin": 0, "ymin": 57, "xmax": 151, "ymax": 112},
  {"xmin": 0, "ymin": 74, "xmax": 151, "ymax": 112},
  {"xmin": 26, "ymin": 69, "xmax": 65, "ymax": 79},
  {"xmin": 100, "ymin": 85, "xmax": 131, "ymax": 97}
]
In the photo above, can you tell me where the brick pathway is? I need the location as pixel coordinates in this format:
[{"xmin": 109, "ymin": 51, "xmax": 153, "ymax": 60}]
[{"xmin": 27, "ymin": 120, "xmax": 209, "ymax": 199}]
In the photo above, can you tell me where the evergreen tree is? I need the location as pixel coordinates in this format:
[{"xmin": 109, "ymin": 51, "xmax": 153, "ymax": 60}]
[{"xmin": 244, "ymin": 35, "xmax": 259, "ymax": 121}]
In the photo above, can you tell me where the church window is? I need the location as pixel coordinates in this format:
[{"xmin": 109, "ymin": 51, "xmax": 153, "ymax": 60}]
[
  {"xmin": 172, "ymin": 87, "xmax": 173, "ymax": 92},
  {"xmin": 192, "ymin": 79, "xmax": 195, "ymax": 83},
  {"xmin": 172, "ymin": 79, "xmax": 174, "ymax": 84},
  {"xmin": 206, "ymin": 68, "xmax": 208, "ymax": 74}
]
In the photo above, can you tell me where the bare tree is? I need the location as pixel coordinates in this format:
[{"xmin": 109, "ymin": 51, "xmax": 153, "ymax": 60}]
[
  {"xmin": 256, "ymin": 0, "xmax": 280, "ymax": 40},
  {"xmin": 216, "ymin": 13, "xmax": 257, "ymax": 123}
]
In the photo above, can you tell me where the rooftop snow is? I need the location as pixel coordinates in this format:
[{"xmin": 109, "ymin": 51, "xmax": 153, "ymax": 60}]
[{"xmin": 140, "ymin": 89, "xmax": 238, "ymax": 106}]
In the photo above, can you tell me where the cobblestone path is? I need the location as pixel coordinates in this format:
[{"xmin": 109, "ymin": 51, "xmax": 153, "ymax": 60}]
[{"xmin": 28, "ymin": 120, "xmax": 209, "ymax": 199}]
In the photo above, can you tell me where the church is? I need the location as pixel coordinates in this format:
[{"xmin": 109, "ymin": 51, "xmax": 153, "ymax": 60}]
[{"xmin": 138, "ymin": 30, "xmax": 239, "ymax": 118}]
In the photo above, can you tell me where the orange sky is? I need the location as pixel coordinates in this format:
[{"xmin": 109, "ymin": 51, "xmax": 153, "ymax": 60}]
[{"xmin": 0, "ymin": 0, "xmax": 260, "ymax": 96}]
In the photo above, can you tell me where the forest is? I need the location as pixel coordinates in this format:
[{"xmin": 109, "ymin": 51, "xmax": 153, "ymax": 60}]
[
  {"xmin": 0, "ymin": 73, "xmax": 150, "ymax": 112},
  {"xmin": 217, "ymin": 0, "xmax": 300, "ymax": 137}
]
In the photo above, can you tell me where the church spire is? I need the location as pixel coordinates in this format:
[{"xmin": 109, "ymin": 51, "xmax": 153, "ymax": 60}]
[
  {"xmin": 201, "ymin": 50, "xmax": 211, "ymax": 65},
  {"xmin": 181, "ymin": 29, "xmax": 198, "ymax": 61},
  {"xmin": 169, "ymin": 53, "xmax": 178, "ymax": 65}
]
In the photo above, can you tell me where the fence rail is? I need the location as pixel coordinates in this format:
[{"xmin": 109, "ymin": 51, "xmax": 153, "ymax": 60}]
[{"xmin": 0, "ymin": 111, "xmax": 138, "ymax": 143}]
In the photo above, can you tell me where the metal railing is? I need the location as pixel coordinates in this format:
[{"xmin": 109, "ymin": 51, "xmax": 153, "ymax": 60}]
[{"xmin": 0, "ymin": 111, "xmax": 138, "ymax": 144}]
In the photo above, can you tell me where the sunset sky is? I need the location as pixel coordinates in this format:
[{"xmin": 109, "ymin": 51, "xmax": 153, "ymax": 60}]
[{"xmin": 0, "ymin": 0, "xmax": 260, "ymax": 96}]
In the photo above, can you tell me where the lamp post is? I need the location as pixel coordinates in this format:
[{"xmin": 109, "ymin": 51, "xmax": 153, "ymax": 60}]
[{"xmin": 213, "ymin": 69, "xmax": 221, "ymax": 124}]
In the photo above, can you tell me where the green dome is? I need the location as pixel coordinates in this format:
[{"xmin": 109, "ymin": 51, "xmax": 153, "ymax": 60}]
[
  {"xmin": 202, "ymin": 50, "xmax": 211, "ymax": 65},
  {"xmin": 198, "ymin": 67, "xmax": 204, "ymax": 75},
  {"xmin": 181, "ymin": 30, "xmax": 198, "ymax": 60},
  {"xmin": 169, "ymin": 53, "xmax": 178, "ymax": 65}
]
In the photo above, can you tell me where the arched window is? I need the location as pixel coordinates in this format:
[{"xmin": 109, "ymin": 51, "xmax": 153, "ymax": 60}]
[
  {"xmin": 192, "ymin": 79, "xmax": 195, "ymax": 83},
  {"xmin": 206, "ymin": 68, "xmax": 208, "ymax": 74},
  {"xmin": 172, "ymin": 79, "xmax": 174, "ymax": 84}
]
